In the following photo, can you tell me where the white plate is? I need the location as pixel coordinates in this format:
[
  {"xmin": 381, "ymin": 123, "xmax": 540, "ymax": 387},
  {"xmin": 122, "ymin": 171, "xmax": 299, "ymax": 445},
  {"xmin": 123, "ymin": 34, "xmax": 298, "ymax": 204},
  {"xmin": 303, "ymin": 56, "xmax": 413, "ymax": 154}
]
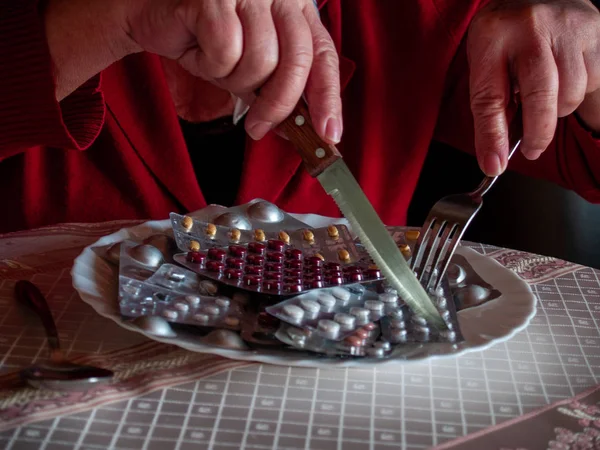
[{"xmin": 72, "ymin": 211, "xmax": 537, "ymax": 367}]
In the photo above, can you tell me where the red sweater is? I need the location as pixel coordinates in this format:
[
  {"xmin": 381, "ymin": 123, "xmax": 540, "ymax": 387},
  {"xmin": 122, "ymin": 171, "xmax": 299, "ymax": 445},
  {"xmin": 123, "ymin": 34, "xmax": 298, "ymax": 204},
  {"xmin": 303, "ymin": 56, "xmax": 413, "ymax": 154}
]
[{"xmin": 1, "ymin": 0, "xmax": 599, "ymax": 234}]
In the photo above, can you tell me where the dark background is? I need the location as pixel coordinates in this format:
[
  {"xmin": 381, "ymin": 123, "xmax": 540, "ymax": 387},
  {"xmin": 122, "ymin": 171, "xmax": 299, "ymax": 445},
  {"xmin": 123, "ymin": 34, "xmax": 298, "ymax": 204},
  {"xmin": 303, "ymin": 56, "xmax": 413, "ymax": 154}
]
[{"xmin": 408, "ymin": 141, "xmax": 600, "ymax": 269}]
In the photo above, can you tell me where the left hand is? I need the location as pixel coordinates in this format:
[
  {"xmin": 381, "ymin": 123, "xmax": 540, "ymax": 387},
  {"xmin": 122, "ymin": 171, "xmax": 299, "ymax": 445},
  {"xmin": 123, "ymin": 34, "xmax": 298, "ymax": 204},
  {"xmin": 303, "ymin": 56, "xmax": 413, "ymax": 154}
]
[{"xmin": 467, "ymin": 0, "xmax": 600, "ymax": 176}]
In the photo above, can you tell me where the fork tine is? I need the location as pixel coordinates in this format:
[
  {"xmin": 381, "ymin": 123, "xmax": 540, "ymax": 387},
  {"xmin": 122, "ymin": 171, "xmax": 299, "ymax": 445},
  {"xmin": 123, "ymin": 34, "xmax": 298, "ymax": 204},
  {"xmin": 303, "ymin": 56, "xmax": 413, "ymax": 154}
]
[
  {"xmin": 409, "ymin": 217, "xmax": 436, "ymax": 271},
  {"xmin": 414, "ymin": 220, "xmax": 445, "ymax": 283},
  {"xmin": 433, "ymin": 224, "xmax": 467, "ymax": 291},
  {"xmin": 424, "ymin": 223, "xmax": 457, "ymax": 291}
]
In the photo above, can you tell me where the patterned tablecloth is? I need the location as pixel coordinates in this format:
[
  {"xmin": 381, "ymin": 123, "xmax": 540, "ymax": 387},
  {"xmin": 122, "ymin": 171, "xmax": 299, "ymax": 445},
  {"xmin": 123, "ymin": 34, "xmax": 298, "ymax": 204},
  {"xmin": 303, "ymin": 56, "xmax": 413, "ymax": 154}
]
[{"xmin": 0, "ymin": 220, "xmax": 598, "ymax": 450}]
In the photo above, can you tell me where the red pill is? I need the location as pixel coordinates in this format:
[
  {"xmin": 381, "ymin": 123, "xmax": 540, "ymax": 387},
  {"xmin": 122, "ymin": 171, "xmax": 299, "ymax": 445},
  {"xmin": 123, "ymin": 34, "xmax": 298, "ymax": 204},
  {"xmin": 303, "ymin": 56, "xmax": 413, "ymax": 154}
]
[
  {"xmin": 284, "ymin": 268, "xmax": 303, "ymax": 278},
  {"xmin": 228, "ymin": 245, "xmax": 247, "ymax": 258},
  {"xmin": 285, "ymin": 248, "xmax": 303, "ymax": 260},
  {"xmin": 355, "ymin": 328, "xmax": 369, "ymax": 339},
  {"xmin": 305, "ymin": 279, "xmax": 324, "ymax": 289},
  {"xmin": 263, "ymin": 280, "xmax": 283, "ymax": 291},
  {"xmin": 306, "ymin": 274, "xmax": 323, "ymax": 281},
  {"xmin": 326, "ymin": 276, "xmax": 344, "ymax": 286},
  {"xmin": 343, "ymin": 265, "xmax": 362, "ymax": 274},
  {"xmin": 208, "ymin": 248, "xmax": 227, "ymax": 262},
  {"xmin": 226, "ymin": 257, "xmax": 244, "ymax": 269},
  {"xmin": 305, "ymin": 256, "xmax": 324, "ymax": 267},
  {"xmin": 245, "ymin": 265, "xmax": 264, "ymax": 276},
  {"xmin": 206, "ymin": 260, "xmax": 224, "ymax": 273},
  {"xmin": 284, "ymin": 276, "xmax": 302, "ymax": 285},
  {"xmin": 247, "ymin": 242, "xmax": 266, "ymax": 255},
  {"xmin": 224, "ymin": 268, "xmax": 243, "ymax": 280},
  {"xmin": 267, "ymin": 252, "xmax": 284, "ymax": 263},
  {"xmin": 365, "ymin": 268, "xmax": 382, "ymax": 279},
  {"xmin": 363, "ymin": 322, "xmax": 377, "ymax": 331},
  {"xmin": 344, "ymin": 335, "xmax": 363, "ymax": 347},
  {"xmin": 347, "ymin": 272, "xmax": 364, "ymax": 282},
  {"xmin": 285, "ymin": 283, "xmax": 303, "ymax": 293},
  {"xmin": 186, "ymin": 251, "xmax": 206, "ymax": 264},
  {"xmin": 267, "ymin": 240, "xmax": 285, "ymax": 252},
  {"xmin": 324, "ymin": 262, "xmax": 341, "ymax": 271},
  {"xmin": 265, "ymin": 262, "xmax": 283, "ymax": 272},
  {"xmin": 304, "ymin": 268, "xmax": 323, "ymax": 278},
  {"xmin": 243, "ymin": 274, "xmax": 262, "ymax": 286},
  {"xmin": 264, "ymin": 271, "xmax": 283, "ymax": 280},
  {"xmin": 246, "ymin": 254, "xmax": 265, "ymax": 265},
  {"xmin": 285, "ymin": 260, "xmax": 303, "ymax": 269}
]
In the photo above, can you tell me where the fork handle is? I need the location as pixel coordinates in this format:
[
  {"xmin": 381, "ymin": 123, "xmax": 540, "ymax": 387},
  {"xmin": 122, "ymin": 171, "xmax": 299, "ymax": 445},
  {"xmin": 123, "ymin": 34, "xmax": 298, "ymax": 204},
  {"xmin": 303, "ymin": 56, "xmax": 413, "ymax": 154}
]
[{"xmin": 471, "ymin": 108, "xmax": 523, "ymax": 198}]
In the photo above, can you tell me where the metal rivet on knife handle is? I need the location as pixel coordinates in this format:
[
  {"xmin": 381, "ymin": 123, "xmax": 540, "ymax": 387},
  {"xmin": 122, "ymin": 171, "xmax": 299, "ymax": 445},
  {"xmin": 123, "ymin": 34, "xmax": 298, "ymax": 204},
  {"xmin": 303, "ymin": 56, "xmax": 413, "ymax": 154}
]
[{"xmin": 279, "ymin": 101, "xmax": 342, "ymax": 177}]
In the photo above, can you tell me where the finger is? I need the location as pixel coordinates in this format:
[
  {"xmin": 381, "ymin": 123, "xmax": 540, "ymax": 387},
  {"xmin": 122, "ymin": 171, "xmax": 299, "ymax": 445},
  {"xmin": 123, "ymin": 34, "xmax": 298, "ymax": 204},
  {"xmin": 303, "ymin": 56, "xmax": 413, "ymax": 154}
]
[
  {"xmin": 514, "ymin": 41, "xmax": 559, "ymax": 159},
  {"xmin": 177, "ymin": 2, "xmax": 243, "ymax": 80},
  {"xmin": 555, "ymin": 44, "xmax": 587, "ymax": 117},
  {"xmin": 469, "ymin": 40, "xmax": 512, "ymax": 177},
  {"xmin": 245, "ymin": 0, "xmax": 313, "ymax": 140},
  {"xmin": 303, "ymin": 3, "xmax": 342, "ymax": 144},
  {"xmin": 218, "ymin": 1, "xmax": 279, "ymax": 94}
]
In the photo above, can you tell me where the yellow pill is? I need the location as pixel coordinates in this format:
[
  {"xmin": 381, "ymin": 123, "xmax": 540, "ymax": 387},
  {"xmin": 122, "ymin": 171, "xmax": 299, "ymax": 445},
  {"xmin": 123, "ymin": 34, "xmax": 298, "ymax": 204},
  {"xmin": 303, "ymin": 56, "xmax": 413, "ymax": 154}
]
[
  {"xmin": 182, "ymin": 216, "xmax": 193, "ymax": 232},
  {"xmin": 254, "ymin": 229, "xmax": 266, "ymax": 242},
  {"xmin": 230, "ymin": 228, "xmax": 241, "ymax": 242},
  {"xmin": 315, "ymin": 253, "xmax": 325, "ymax": 261},
  {"xmin": 327, "ymin": 225, "xmax": 339, "ymax": 239},
  {"xmin": 368, "ymin": 264, "xmax": 379, "ymax": 270},
  {"xmin": 405, "ymin": 230, "xmax": 420, "ymax": 241},
  {"xmin": 189, "ymin": 240, "xmax": 201, "ymax": 252},
  {"xmin": 338, "ymin": 249, "xmax": 351, "ymax": 262},
  {"xmin": 279, "ymin": 230, "xmax": 290, "ymax": 244},
  {"xmin": 303, "ymin": 229, "xmax": 315, "ymax": 242},
  {"xmin": 205, "ymin": 223, "xmax": 217, "ymax": 237},
  {"xmin": 399, "ymin": 244, "xmax": 411, "ymax": 258}
]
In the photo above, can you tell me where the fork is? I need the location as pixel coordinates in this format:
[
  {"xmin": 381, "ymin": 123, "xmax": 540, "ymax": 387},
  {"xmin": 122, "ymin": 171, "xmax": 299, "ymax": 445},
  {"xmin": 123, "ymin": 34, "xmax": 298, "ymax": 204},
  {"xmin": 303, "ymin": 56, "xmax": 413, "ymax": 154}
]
[{"xmin": 410, "ymin": 111, "xmax": 524, "ymax": 291}]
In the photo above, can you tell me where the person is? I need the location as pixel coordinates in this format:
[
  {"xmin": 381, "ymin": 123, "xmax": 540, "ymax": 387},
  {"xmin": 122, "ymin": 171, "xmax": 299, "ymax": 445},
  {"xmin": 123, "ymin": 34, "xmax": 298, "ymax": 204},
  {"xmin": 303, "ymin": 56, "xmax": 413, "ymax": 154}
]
[{"xmin": 0, "ymin": 0, "xmax": 599, "ymax": 234}]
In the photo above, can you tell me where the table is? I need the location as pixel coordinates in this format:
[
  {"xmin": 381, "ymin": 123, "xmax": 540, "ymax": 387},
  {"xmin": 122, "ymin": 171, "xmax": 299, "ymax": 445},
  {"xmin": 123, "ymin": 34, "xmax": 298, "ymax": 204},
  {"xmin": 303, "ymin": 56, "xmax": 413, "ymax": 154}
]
[{"xmin": 0, "ymin": 220, "xmax": 599, "ymax": 450}]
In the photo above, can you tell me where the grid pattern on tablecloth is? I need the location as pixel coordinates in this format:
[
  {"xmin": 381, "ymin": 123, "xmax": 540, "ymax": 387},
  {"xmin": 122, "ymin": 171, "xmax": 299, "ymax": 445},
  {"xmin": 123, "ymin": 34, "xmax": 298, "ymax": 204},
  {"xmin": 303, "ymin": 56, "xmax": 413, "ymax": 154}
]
[
  {"xmin": 0, "ymin": 270, "xmax": 148, "ymax": 375},
  {"xmin": 1, "ymin": 243, "xmax": 599, "ymax": 450}
]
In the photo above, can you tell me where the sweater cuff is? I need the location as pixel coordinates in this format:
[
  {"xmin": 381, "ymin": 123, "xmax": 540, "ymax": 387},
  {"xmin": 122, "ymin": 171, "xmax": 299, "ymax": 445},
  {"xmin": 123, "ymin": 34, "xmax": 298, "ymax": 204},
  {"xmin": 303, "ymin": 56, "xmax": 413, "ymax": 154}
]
[{"xmin": 0, "ymin": 2, "xmax": 105, "ymax": 154}]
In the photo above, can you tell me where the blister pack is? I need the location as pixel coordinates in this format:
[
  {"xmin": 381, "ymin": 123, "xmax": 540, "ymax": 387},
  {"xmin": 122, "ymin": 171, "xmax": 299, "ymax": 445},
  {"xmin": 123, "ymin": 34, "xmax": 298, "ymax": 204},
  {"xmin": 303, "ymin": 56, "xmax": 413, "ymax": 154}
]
[
  {"xmin": 378, "ymin": 278, "xmax": 462, "ymax": 344},
  {"xmin": 171, "ymin": 217, "xmax": 385, "ymax": 297},
  {"xmin": 275, "ymin": 322, "xmax": 391, "ymax": 358},
  {"xmin": 118, "ymin": 240, "xmax": 244, "ymax": 330},
  {"xmin": 119, "ymin": 284, "xmax": 244, "ymax": 330},
  {"xmin": 202, "ymin": 198, "xmax": 310, "ymax": 232},
  {"xmin": 265, "ymin": 284, "xmax": 393, "ymax": 341}
]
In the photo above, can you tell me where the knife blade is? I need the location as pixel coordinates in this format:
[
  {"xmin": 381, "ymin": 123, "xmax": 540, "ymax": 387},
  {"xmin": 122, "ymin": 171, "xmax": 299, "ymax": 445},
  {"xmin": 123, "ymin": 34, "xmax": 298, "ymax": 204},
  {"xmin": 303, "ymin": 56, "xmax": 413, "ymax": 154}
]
[{"xmin": 279, "ymin": 101, "xmax": 445, "ymax": 329}]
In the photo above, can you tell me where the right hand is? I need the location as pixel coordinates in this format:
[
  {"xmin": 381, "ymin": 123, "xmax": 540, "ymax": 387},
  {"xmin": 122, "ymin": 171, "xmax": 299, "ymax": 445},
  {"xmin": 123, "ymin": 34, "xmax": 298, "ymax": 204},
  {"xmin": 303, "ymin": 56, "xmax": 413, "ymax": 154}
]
[{"xmin": 123, "ymin": 0, "xmax": 343, "ymax": 144}]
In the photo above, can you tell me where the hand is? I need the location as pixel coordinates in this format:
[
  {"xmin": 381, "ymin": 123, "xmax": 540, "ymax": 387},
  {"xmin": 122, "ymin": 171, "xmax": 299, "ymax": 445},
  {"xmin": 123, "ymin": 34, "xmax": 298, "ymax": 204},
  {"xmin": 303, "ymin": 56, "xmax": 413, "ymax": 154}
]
[
  {"xmin": 466, "ymin": 0, "xmax": 600, "ymax": 176},
  {"xmin": 124, "ymin": 0, "xmax": 342, "ymax": 144}
]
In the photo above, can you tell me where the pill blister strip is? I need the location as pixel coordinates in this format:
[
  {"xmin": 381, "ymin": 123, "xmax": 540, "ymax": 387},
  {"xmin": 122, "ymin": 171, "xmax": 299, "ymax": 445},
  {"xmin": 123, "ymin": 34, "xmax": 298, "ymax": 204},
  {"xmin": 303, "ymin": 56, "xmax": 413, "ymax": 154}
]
[
  {"xmin": 170, "ymin": 212, "xmax": 358, "ymax": 261},
  {"xmin": 210, "ymin": 198, "xmax": 310, "ymax": 232},
  {"xmin": 118, "ymin": 241, "xmax": 244, "ymax": 330},
  {"xmin": 170, "ymin": 220, "xmax": 387, "ymax": 297}
]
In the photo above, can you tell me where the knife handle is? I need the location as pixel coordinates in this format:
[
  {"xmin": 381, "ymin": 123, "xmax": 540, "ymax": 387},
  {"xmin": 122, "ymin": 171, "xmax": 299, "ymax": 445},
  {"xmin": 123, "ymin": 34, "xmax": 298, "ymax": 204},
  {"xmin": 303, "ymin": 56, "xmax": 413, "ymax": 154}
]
[{"xmin": 279, "ymin": 100, "xmax": 342, "ymax": 177}]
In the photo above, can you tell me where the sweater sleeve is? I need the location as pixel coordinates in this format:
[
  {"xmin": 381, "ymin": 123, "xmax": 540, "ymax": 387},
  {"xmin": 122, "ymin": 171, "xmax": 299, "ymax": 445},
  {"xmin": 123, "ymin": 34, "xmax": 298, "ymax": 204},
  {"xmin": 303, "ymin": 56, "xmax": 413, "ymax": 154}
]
[
  {"xmin": 0, "ymin": 1, "xmax": 106, "ymax": 160},
  {"xmin": 433, "ymin": 35, "xmax": 600, "ymax": 204}
]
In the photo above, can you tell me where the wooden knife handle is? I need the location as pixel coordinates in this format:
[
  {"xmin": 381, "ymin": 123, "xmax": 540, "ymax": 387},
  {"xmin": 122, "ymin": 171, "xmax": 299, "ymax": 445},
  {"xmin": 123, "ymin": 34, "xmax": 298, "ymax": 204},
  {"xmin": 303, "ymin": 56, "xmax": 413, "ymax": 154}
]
[{"xmin": 279, "ymin": 100, "xmax": 342, "ymax": 177}]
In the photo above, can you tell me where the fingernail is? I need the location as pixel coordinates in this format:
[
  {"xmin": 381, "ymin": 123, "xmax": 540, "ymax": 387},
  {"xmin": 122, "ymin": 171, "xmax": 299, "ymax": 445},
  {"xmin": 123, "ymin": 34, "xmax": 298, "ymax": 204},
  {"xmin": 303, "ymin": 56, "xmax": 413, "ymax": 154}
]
[
  {"xmin": 483, "ymin": 152, "xmax": 502, "ymax": 176},
  {"xmin": 247, "ymin": 121, "xmax": 273, "ymax": 141},
  {"xmin": 325, "ymin": 118, "xmax": 342, "ymax": 144},
  {"xmin": 523, "ymin": 149, "xmax": 543, "ymax": 160}
]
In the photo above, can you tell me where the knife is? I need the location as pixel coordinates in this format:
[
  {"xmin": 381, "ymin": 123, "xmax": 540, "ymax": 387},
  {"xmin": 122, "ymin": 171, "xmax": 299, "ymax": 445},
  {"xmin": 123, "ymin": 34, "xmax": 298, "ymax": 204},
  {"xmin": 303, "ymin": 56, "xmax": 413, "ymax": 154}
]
[{"xmin": 279, "ymin": 100, "xmax": 445, "ymax": 329}]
